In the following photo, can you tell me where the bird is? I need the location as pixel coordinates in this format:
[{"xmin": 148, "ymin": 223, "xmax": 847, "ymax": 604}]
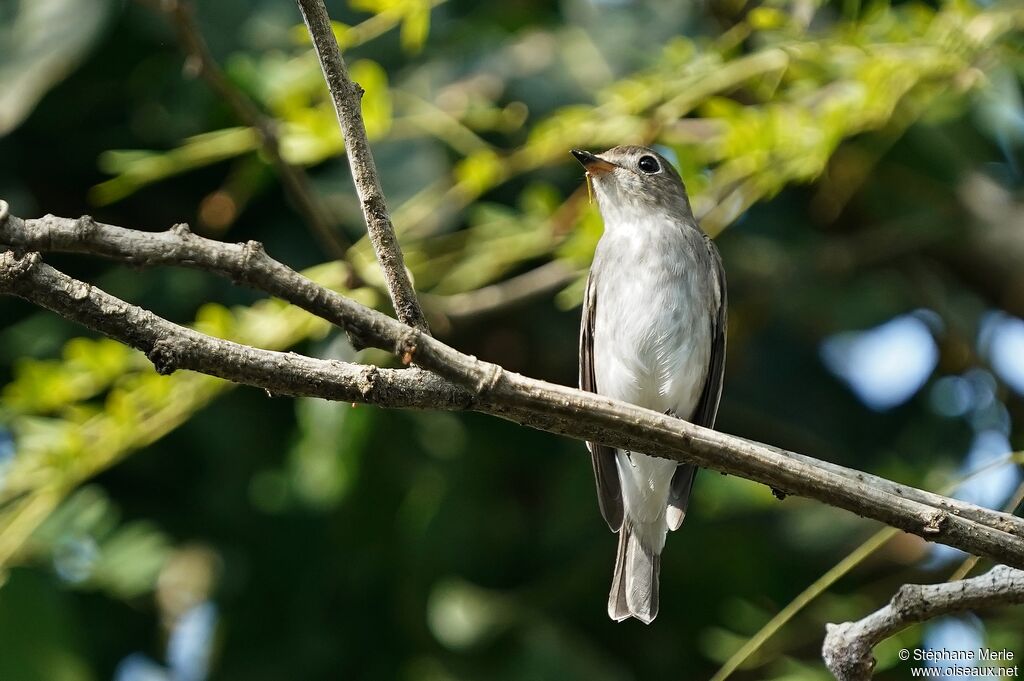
[{"xmin": 572, "ymin": 145, "xmax": 727, "ymax": 624}]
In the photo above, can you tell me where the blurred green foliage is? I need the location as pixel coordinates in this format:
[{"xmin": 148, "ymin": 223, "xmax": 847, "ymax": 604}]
[{"xmin": 1, "ymin": 0, "xmax": 1023, "ymax": 679}]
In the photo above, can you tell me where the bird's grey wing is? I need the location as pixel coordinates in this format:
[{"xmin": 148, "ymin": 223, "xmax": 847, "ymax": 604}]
[
  {"xmin": 690, "ymin": 234, "xmax": 728, "ymax": 429},
  {"xmin": 580, "ymin": 270, "xmax": 624, "ymax": 532},
  {"xmin": 667, "ymin": 234, "xmax": 727, "ymax": 530}
]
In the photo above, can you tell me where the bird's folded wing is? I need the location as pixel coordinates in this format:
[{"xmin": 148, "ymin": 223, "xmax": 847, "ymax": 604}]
[
  {"xmin": 667, "ymin": 234, "xmax": 728, "ymax": 530},
  {"xmin": 580, "ymin": 271, "xmax": 624, "ymax": 532}
]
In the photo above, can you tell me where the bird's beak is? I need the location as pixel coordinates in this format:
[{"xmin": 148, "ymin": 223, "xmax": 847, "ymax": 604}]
[{"xmin": 572, "ymin": 149, "xmax": 616, "ymax": 176}]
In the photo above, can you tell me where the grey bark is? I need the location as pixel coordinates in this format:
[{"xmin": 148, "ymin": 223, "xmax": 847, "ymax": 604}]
[
  {"xmin": 823, "ymin": 565, "xmax": 1024, "ymax": 680},
  {"xmin": 0, "ymin": 251, "xmax": 466, "ymax": 408},
  {"xmin": 293, "ymin": 0, "xmax": 429, "ymax": 332}
]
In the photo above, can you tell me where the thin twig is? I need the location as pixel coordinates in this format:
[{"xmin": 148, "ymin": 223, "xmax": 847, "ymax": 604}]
[
  {"xmin": 427, "ymin": 260, "xmax": 578, "ymax": 326},
  {"xmin": 294, "ymin": 0, "xmax": 430, "ymax": 333},
  {"xmin": 156, "ymin": 0, "xmax": 349, "ymax": 258},
  {"xmin": 822, "ymin": 565, "xmax": 1024, "ymax": 680},
  {"xmin": 3, "ymin": 204, "xmax": 1024, "ymax": 570},
  {"xmin": 423, "ymin": 185, "xmax": 591, "ymax": 327}
]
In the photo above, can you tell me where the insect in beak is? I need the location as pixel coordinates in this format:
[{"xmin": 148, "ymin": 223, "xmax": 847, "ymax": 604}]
[{"xmin": 571, "ymin": 149, "xmax": 616, "ymax": 176}]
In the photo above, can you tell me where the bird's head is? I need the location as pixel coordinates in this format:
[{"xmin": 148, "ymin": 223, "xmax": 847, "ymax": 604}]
[{"xmin": 571, "ymin": 145, "xmax": 694, "ymax": 226}]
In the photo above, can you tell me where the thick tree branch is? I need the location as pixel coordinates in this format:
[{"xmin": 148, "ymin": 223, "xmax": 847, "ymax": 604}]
[
  {"xmin": 294, "ymin": 0, "xmax": 429, "ymax": 333},
  {"xmin": 156, "ymin": 0, "xmax": 350, "ymax": 259},
  {"xmin": 3, "ymin": 203, "xmax": 1024, "ymax": 571},
  {"xmin": 822, "ymin": 565, "xmax": 1024, "ymax": 680},
  {"xmin": 0, "ymin": 251, "xmax": 468, "ymax": 409}
]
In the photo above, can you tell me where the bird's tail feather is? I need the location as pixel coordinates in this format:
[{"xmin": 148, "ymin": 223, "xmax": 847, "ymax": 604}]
[{"xmin": 607, "ymin": 523, "xmax": 660, "ymax": 624}]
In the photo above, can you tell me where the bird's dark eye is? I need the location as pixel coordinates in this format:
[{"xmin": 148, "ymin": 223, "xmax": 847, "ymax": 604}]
[{"xmin": 637, "ymin": 155, "xmax": 660, "ymax": 174}]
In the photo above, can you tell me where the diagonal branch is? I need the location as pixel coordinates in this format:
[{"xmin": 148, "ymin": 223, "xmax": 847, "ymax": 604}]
[
  {"xmin": 822, "ymin": 565, "xmax": 1024, "ymax": 680},
  {"xmin": 0, "ymin": 252, "xmax": 468, "ymax": 409},
  {"xmin": 2, "ymin": 202, "xmax": 1024, "ymax": 571},
  {"xmin": 294, "ymin": 0, "xmax": 429, "ymax": 333}
]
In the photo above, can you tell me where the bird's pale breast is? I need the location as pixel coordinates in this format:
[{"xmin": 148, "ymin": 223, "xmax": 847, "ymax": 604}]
[{"xmin": 592, "ymin": 218, "xmax": 714, "ymax": 419}]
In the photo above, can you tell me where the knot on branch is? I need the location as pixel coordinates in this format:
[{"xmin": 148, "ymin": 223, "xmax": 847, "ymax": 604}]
[
  {"xmin": 241, "ymin": 240, "xmax": 266, "ymax": 272},
  {"xmin": 357, "ymin": 365, "xmax": 379, "ymax": 398},
  {"xmin": 66, "ymin": 280, "xmax": 92, "ymax": 302},
  {"xmin": 361, "ymin": 195, "xmax": 389, "ymax": 226},
  {"xmin": 147, "ymin": 338, "xmax": 181, "ymax": 376},
  {"xmin": 76, "ymin": 215, "xmax": 98, "ymax": 241},
  {"xmin": 398, "ymin": 328, "xmax": 420, "ymax": 366},
  {"xmin": 923, "ymin": 509, "xmax": 948, "ymax": 534},
  {"xmin": 0, "ymin": 250, "xmax": 41, "ymax": 285},
  {"xmin": 169, "ymin": 222, "xmax": 192, "ymax": 238},
  {"xmin": 473, "ymin": 360, "xmax": 504, "ymax": 400}
]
